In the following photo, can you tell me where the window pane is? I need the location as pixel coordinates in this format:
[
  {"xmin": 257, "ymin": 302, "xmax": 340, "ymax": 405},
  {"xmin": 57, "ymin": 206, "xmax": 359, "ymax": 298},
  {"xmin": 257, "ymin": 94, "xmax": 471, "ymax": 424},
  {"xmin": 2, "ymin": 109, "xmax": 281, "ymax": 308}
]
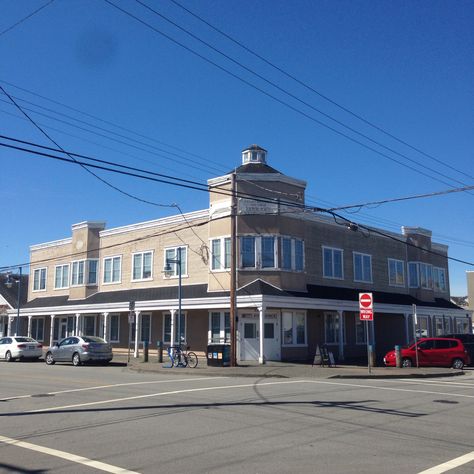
[
  {"xmin": 110, "ymin": 315, "xmax": 119, "ymax": 342},
  {"xmin": 261, "ymin": 237, "xmax": 275, "ymax": 268},
  {"xmin": 363, "ymin": 255, "xmax": 371, "ymax": 281},
  {"xmin": 179, "ymin": 248, "xmax": 186, "ymax": 275},
  {"xmin": 78, "ymin": 261, "xmax": 84, "ymax": 285},
  {"xmin": 212, "ymin": 239, "xmax": 221, "ymax": 270},
  {"xmin": 282, "ymin": 312, "xmax": 293, "ymax": 344},
  {"xmin": 282, "ymin": 238, "xmax": 292, "ymax": 269},
  {"xmin": 244, "ymin": 323, "xmax": 256, "ymax": 339},
  {"xmin": 295, "ymin": 240, "xmax": 304, "ymax": 271},
  {"xmin": 264, "ymin": 323, "xmax": 274, "ymax": 339},
  {"xmin": 55, "ymin": 267, "xmax": 61, "ymax": 288},
  {"xmin": 133, "ymin": 254, "xmax": 142, "ymax": 280},
  {"xmin": 104, "ymin": 259, "xmax": 112, "ymax": 283},
  {"xmin": 354, "ymin": 254, "xmax": 362, "ymax": 281},
  {"xmin": 88, "ymin": 260, "xmax": 97, "ymax": 285},
  {"xmin": 141, "ymin": 314, "xmax": 151, "ymax": 342},
  {"xmin": 295, "ymin": 313, "xmax": 305, "ymax": 344},
  {"xmin": 112, "ymin": 257, "xmax": 121, "ymax": 282},
  {"xmin": 224, "ymin": 238, "xmax": 231, "ymax": 269},
  {"xmin": 408, "ymin": 263, "xmax": 418, "ymax": 287},
  {"xmin": 40, "ymin": 269, "xmax": 46, "ymax": 289},
  {"xmin": 224, "ymin": 312, "xmax": 230, "ymax": 342},
  {"xmin": 211, "ymin": 312, "xmax": 221, "ymax": 342},
  {"xmin": 241, "ymin": 237, "xmax": 255, "ymax": 268},
  {"xmin": 164, "ymin": 314, "xmax": 171, "ymax": 343},
  {"xmin": 333, "ymin": 250, "xmax": 342, "ymax": 278},
  {"xmin": 323, "ymin": 248, "xmax": 332, "ymax": 277}
]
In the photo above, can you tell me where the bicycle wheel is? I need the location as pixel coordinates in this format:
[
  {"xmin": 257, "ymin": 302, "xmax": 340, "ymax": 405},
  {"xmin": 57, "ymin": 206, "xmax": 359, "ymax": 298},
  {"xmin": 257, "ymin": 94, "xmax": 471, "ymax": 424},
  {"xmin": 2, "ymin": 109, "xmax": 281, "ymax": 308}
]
[
  {"xmin": 172, "ymin": 353, "xmax": 181, "ymax": 367},
  {"xmin": 186, "ymin": 352, "xmax": 198, "ymax": 368}
]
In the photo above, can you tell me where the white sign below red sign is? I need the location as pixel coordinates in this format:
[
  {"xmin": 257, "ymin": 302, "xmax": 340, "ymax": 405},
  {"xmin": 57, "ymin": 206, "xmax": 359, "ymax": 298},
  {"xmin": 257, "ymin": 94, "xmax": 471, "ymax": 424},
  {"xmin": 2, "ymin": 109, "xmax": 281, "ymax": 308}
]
[{"xmin": 359, "ymin": 292, "xmax": 373, "ymax": 321}]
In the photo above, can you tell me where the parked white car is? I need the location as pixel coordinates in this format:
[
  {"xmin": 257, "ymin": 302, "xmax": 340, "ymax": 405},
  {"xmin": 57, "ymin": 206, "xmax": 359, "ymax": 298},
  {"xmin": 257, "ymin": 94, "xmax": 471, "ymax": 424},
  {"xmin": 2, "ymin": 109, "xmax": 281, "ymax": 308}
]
[{"xmin": 0, "ymin": 336, "xmax": 43, "ymax": 361}]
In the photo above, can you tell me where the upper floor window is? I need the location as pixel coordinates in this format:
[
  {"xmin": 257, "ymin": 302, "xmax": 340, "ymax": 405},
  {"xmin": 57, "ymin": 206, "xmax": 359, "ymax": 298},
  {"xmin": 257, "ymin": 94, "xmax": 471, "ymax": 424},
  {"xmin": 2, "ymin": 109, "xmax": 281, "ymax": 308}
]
[
  {"xmin": 261, "ymin": 236, "xmax": 276, "ymax": 268},
  {"xmin": 87, "ymin": 259, "xmax": 98, "ymax": 285},
  {"xmin": 103, "ymin": 256, "xmax": 121, "ymax": 284},
  {"xmin": 33, "ymin": 268, "xmax": 47, "ymax": 291},
  {"xmin": 433, "ymin": 267, "xmax": 447, "ymax": 292},
  {"xmin": 164, "ymin": 247, "xmax": 187, "ymax": 277},
  {"xmin": 408, "ymin": 262, "xmax": 434, "ymax": 289},
  {"xmin": 211, "ymin": 238, "xmax": 231, "ymax": 271},
  {"xmin": 132, "ymin": 251, "xmax": 153, "ymax": 281},
  {"xmin": 54, "ymin": 264, "xmax": 69, "ymax": 289},
  {"xmin": 281, "ymin": 237, "xmax": 304, "ymax": 272},
  {"xmin": 388, "ymin": 259, "xmax": 405, "ymax": 287},
  {"xmin": 241, "ymin": 236, "xmax": 256, "ymax": 268},
  {"xmin": 323, "ymin": 247, "xmax": 343, "ymax": 279},
  {"xmin": 71, "ymin": 260, "xmax": 85, "ymax": 286},
  {"xmin": 353, "ymin": 252, "xmax": 372, "ymax": 283}
]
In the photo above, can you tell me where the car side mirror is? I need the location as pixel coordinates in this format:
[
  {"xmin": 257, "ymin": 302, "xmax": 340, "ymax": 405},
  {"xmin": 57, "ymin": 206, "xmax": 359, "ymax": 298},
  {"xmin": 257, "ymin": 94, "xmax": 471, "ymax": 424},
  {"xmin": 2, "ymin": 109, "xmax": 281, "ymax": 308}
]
[{"xmin": 54, "ymin": 343, "xmax": 59, "ymax": 347}]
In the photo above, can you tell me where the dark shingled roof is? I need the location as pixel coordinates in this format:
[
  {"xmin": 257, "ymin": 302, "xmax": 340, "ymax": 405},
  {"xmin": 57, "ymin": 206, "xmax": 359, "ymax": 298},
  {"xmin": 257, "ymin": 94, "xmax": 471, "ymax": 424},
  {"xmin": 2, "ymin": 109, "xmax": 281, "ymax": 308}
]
[
  {"xmin": 21, "ymin": 279, "xmax": 463, "ymax": 311},
  {"xmin": 232, "ymin": 163, "xmax": 281, "ymax": 174},
  {"xmin": 0, "ymin": 273, "xmax": 29, "ymax": 309}
]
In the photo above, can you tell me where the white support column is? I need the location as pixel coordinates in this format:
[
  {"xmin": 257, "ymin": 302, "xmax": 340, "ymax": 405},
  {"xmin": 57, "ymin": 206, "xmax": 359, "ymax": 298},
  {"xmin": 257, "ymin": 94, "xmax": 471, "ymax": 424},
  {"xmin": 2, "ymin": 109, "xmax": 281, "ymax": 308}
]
[
  {"xmin": 338, "ymin": 310, "xmax": 344, "ymax": 361},
  {"xmin": 134, "ymin": 310, "xmax": 141, "ymax": 358},
  {"xmin": 49, "ymin": 314, "xmax": 56, "ymax": 345},
  {"xmin": 75, "ymin": 313, "xmax": 81, "ymax": 336},
  {"xmin": 7, "ymin": 316, "xmax": 13, "ymax": 336},
  {"xmin": 27, "ymin": 315, "xmax": 32, "ymax": 338},
  {"xmin": 170, "ymin": 309, "xmax": 176, "ymax": 347},
  {"xmin": 258, "ymin": 306, "xmax": 265, "ymax": 364},
  {"xmin": 404, "ymin": 313, "xmax": 410, "ymax": 344},
  {"xmin": 103, "ymin": 312, "xmax": 109, "ymax": 341}
]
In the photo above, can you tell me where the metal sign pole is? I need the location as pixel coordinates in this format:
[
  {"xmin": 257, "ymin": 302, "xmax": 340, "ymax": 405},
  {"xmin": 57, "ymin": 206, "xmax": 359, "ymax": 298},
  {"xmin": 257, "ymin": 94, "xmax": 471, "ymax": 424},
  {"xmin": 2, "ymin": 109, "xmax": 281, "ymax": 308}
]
[
  {"xmin": 366, "ymin": 320, "xmax": 371, "ymax": 374},
  {"xmin": 413, "ymin": 304, "xmax": 419, "ymax": 368}
]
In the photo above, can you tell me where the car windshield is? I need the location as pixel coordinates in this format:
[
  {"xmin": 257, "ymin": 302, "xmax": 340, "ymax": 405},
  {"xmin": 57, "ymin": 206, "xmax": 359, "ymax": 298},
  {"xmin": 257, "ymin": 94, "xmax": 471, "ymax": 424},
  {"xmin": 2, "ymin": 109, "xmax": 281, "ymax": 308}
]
[
  {"xmin": 15, "ymin": 337, "xmax": 36, "ymax": 343},
  {"xmin": 82, "ymin": 336, "xmax": 106, "ymax": 344}
]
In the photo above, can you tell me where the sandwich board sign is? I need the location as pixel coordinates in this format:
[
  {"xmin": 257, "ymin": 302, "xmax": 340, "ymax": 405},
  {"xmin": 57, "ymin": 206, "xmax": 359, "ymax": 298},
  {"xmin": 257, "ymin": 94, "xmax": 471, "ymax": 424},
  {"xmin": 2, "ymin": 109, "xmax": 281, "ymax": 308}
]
[{"xmin": 359, "ymin": 292, "xmax": 373, "ymax": 321}]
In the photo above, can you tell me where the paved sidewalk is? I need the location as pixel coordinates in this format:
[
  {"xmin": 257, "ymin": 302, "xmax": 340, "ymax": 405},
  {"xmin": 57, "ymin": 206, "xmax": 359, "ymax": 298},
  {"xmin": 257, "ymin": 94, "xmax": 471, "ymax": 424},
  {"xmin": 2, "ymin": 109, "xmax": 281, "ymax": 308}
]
[{"xmin": 115, "ymin": 354, "xmax": 471, "ymax": 379}]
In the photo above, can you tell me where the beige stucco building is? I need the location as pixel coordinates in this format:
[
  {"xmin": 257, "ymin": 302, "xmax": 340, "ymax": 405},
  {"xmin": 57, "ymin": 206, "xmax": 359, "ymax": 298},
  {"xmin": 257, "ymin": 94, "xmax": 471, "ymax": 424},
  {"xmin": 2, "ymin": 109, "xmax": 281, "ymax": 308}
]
[{"xmin": 2, "ymin": 145, "xmax": 471, "ymax": 364}]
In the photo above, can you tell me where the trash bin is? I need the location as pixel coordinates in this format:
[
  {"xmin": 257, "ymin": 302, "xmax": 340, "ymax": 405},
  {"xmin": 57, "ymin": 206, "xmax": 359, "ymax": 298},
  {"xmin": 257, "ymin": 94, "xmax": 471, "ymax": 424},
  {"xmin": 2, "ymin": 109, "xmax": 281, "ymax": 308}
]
[{"xmin": 207, "ymin": 344, "xmax": 230, "ymax": 367}]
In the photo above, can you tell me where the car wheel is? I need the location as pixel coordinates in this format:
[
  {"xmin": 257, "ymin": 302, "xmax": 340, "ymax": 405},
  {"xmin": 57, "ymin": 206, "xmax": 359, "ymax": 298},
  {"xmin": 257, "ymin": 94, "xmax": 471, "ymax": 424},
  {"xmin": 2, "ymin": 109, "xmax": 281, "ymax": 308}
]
[
  {"xmin": 402, "ymin": 358, "xmax": 412, "ymax": 368},
  {"xmin": 452, "ymin": 358, "xmax": 464, "ymax": 370},
  {"xmin": 45, "ymin": 352, "xmax": 55, "ymax": 365},
  {"xmin": 72, "ymin": 352, "xmax": 81, "ymax": 366},
  {"xmin": 5, "ymin": 351, "xmax": 13, "ymax": 362}
]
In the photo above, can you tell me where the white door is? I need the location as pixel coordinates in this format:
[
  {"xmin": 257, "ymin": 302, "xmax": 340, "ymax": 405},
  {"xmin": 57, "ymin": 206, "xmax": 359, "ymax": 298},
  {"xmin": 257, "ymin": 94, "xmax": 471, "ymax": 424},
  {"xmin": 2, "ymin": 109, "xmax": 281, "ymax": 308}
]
[{"xmin": 238, "ymin": 313, "xmax": 281, "ymax": 361}]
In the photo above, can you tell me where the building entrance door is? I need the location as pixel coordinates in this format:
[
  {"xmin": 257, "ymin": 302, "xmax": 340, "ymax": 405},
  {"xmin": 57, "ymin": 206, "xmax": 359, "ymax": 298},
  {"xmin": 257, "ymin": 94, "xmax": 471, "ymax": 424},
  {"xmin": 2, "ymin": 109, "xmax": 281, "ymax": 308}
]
[
  {"xmin": 59, "ymin": 319, "xmax": 68, "ymax": 340},
  {"xmin": 239, "ymin": 313, "xmax": 281, "ymax": 361}
]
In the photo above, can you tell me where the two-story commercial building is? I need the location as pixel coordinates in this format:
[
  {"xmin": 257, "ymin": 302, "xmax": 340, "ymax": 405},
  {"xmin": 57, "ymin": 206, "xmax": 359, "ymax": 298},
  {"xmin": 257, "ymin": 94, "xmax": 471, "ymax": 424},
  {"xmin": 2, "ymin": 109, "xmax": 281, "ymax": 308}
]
[{"xmin": 3, "ymin": 145, "xmax": 471, "ymax": 363}]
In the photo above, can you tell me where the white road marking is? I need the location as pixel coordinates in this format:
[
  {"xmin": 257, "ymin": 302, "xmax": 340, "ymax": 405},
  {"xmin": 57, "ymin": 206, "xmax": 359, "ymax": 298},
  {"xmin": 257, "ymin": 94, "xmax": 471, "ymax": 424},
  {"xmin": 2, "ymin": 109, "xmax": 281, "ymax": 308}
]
[
  {"xmin": 28, "ymin": 380, "xmax": 309, "ymax": 412},
  {"xmin": 24, "ymin": 377, "xmax": 474, "ymax": 414},
  {"xmin": 380, "ymin": 378, "xmax": 474, "ymax": 388},
  {"xmin": 0, "ymin": 434, "xmax": 140, "ymax": 473},
  {"xmin": 417, "ymin": 451, "xmax": 474, "ymax": 473},
  {"xmin": 0, "ymin": 377, "xmax": 224, "ymax": 402}
]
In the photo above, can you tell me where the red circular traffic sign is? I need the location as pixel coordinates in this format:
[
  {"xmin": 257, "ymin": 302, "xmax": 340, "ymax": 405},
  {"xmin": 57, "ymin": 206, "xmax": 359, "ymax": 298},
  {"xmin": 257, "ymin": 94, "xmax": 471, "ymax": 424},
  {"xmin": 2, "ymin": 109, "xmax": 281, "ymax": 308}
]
[{"xmin": 359, "ymin": 293, "xmax": 372, "ymax": 308}]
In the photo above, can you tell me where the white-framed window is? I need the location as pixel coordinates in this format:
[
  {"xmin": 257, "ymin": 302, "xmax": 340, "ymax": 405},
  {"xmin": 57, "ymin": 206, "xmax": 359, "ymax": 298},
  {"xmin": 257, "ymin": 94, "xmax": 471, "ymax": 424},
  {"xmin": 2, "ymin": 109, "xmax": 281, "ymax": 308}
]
[
  {"xmin": 355, "ymin": 315, "xmax": 367, "ymax": 344},
  {"xmin": 324, "ymin": 312, "xmax": 345, "ymax": 344},
  {"xmin": 210, "ymin": 237, "xmax": 231, "ymax": 271},
  {"xmin": 33, "ymin": 268, "xmax": 47, "ymax": 291},
  {"xmin": 31, "ymin": 317, "xmax": 45, "ymax": 341},
  {"xmin": 209, "ymin": 311, "xmax": 231, "ymax": 343},
  {"xmin": 54, "ymin": 264, "xmax": 69, "ymax": 289},
  {"xmin": 140, "ymin": 313, "xmax": 152, "ymax": 342},
  {"xmin": 109, "ymin": 314, "xmax": 120, "ymax": 342},
  {"xmin": 164, "ymin": 247, "xmax": 187, "ymax": 278},
  {"xmin": 419, "ymin": 263, "xmax": 433, "ymax": 290},
  {"xmin": 415, "ymin": 315, "xmax": 430, "ymax": 338},
  {"xmin": 132, "ymin": 251, "xmax": 153, "ymax": 281},
  {"xmin": 388, "ymin": 259, "xmax": 405, "ymax": 287},
  {"xmin": 353, "ymin": 252, "xmax": 372, "ymax": 283},
  {"xmin": 281, "ymin": 311, "xmax": 306, "ymax": 346},
  {"xmin": 87, "ymin": 259, "xmax": 98, "ymax": 285},
  {"xmin": 281, "ymin": 237, "xmax": 305, "ymax": 272},
  {"xmin": 322, "ymin": 246, "xmax": 343, "ymax": 279},
  {"xmin": 103, "ymin": 256, "xmax": 122, "ymax": 284},
  {"xmin": 433, "ymin": 267, "xmax": 447, "ymax": 292},
  {"xmin": 163, "ymin": 312, "xmax": 186, "ymax": 344},
  {"xmin": 83, "ymin": 315, "xmax": 96, "ymax": 336},
  {"xmin": 241, "ymin": 236, "xmax": 256, "ymax": 268},
  {"xmin": 455, "ymin": 317, "xmax": 470, "ymax": 333},
  {"xmin": 408, "ymin": 262, "xmax": 419, "ymax": 288},
  {"xmin": 71, "ymin": 260, "xmax": 85, "ymax": 286}
]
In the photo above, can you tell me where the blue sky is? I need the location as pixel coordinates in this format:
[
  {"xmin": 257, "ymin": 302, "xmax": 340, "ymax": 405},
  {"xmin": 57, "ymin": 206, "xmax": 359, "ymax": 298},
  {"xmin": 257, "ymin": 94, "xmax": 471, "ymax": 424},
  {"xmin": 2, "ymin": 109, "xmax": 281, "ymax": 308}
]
[{"xmin": 0, "ymin": 0, "xmax": 473, "ymax": 295}]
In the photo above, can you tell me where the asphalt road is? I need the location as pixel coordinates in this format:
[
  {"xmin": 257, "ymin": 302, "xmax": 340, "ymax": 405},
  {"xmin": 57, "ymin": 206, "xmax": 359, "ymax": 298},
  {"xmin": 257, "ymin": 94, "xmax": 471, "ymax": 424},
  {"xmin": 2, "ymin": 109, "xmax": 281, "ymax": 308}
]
[{"xmin": 0, "ymin": 361, "xmax": 473, "ymax": 474}]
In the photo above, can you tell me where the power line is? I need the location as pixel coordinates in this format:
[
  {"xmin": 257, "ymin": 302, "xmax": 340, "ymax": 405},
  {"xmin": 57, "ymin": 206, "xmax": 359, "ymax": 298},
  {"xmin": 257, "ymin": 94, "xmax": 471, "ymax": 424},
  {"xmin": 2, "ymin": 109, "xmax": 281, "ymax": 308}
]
[
  {"xmin": 168, "ymin": 0, "xmax": 474, "ymax": 183},
  {"xmin": 328, "ymin": 185, "xmax": 474, "ymax": 212},
  {"xmin": 0, "ymin": 85, "xmax": 176, "ymax": 209},
  {"xmin": 114, "ymin": 0, "xmax": 474, "ymax": 193},
  {"xmin": 0, "ymin": 0, "xmax": 55, "ymax": 37}
]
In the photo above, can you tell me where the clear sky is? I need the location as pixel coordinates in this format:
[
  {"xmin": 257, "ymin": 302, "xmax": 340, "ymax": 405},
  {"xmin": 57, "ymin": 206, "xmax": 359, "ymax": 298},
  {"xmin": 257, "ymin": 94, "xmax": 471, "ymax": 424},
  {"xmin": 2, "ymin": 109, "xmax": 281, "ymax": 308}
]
[{"xmin": 0, "ymin": 0, "xmax": 473, "ymax": 295}]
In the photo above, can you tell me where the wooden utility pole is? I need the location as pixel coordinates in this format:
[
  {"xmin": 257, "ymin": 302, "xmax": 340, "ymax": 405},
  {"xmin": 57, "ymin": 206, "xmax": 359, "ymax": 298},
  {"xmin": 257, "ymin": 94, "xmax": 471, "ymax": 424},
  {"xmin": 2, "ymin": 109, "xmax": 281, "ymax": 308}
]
[{"xmin": 230, "ymin": 172, "xmax": 237, "ymax": 366}]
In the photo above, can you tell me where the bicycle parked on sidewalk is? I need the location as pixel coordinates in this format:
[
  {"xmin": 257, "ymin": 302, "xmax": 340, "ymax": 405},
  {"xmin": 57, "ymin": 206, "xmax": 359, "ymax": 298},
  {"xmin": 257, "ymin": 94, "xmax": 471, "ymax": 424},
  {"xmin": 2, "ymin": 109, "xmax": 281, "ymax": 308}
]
[{"xmin": 168, "ymin": 345, "xmax": 198, "ymax": 368}]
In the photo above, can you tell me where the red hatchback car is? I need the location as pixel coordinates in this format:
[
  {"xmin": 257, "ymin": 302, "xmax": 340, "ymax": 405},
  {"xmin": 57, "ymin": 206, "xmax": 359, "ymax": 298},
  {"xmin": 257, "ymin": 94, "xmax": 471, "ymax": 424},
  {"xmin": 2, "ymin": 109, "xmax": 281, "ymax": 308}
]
[{"xmin": 384, "ymin": 337, "xmax": 470, "ymax": 369}]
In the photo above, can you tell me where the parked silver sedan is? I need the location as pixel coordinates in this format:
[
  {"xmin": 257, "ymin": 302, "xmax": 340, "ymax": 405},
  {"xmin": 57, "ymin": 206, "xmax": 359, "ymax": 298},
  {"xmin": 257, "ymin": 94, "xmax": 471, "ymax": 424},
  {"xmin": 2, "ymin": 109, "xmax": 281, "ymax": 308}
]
[
  {"xmin": 0, "ymin": 336, "xmax": 43, "ymax": 361},
  {"xmin": 45, "ymin": 336, "xmax": 113, "ymax": 366}
]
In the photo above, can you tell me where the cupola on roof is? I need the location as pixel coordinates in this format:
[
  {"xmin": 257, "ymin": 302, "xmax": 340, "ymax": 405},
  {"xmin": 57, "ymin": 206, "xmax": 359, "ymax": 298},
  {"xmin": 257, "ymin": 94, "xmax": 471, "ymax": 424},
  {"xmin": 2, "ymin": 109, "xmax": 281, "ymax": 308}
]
[{"xmin": 242, "ymin": 144, "xmax": 267, "ymax": 165}]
